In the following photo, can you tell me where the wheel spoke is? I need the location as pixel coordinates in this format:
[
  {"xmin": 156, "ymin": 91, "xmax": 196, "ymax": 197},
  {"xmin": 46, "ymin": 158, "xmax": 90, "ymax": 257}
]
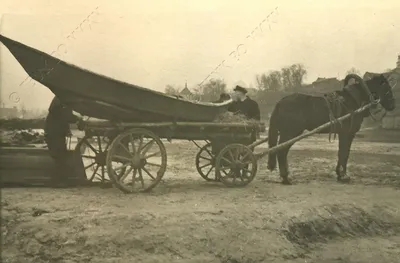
[
  {"xmin": 199, "ymin": 156, "xmax": 212, "ymax": 161},
  {"xmin": 142, "ymin": 166, "xmax": 156, "ymax": 180},
  {"xmin": 240, "ymin": 151, "xmax": 251, "ymax": 161},
  {"xmin": 130, "ymin": 168, "xmax": 138, "ymax": 190},
  {"xmin": 143, "ymin": 151, "xmax": 160, "ymax": 159},
  {"xmin": 82, "ymin": 155, "xmax": 96, "ymax": 159},
  {"xmin": 89, "ymin": 164, "xmax": 100, "ymax": 181},
  {"xmin": 228, "ymin": 150, "xmax": 235, "ymax": 161},
  {"xmin": 141, "ymin": 139, "xmax": 155, "ymax": 156},
  {"xmin": 128, "ymin": 134, "xmax": 137, "ymax": 155},
  {"xmin": 138, "ymin": 169, "xmax": 145, "ymax": 188},
  {"xmin": 221, "ymin": 157, "xmax": 232, "ymax": 165},
  {"xmin": 84, "ymin": 140, "xmax": 98, "ymax": 153},
  {"xmin": 146, "ymin": 162, "xmax": 161, "ymax": 168},
  {"xmin": 118, "ymin": 142, "xmax": 133, "ymax": 157},
  {"xmin": 221, "ymin": 166, "xmax": 231, "ymax": 172},
  {"xmin": 97, "ymin": 136, "xmax": 102, "ymax": 152},
  {"xmin": 84, "ymin": 162, "xmax": 96, "ymax": 170},
  {"xmin": 137, "ymin": 135, "xmax": 144, "ymax": 152},
  {"xmin": 119, "ymin": 166, "xmax": 133, "ymax": 182},
  {"xmin": 113, "ymin": 155, "xmax": 132, "ymax": 162},
  {"xmin": 205, "ymin": 166, "xmax": 214, "ymax": 177},
  {"xmin": 104, "ymin": 138, "xmax": 112, "ymax": 151},
  {"xmin": 236, "ymin": 171, "xmax": 245, "ymax": 181},
  {"xmin": 222, "ymin": 169, "xmax": 230, "ymax": 176},
  {"xmin": 101, "ymin": 165, "xmax": 105, "ymax": 181},
  {"xmin": 237, "ymin": 173, "xmax": 245, "ymax": 181},
  {"xmin": 199, "ymin": 163, "xmax": 212, "ymax": 169},
  {"xmin": 234, "ymin": 148, "xmax": 240, "ymax": 160},
  {"xmin": 203, "ymin": 147, "xmax": 213, "ymax": 157}
]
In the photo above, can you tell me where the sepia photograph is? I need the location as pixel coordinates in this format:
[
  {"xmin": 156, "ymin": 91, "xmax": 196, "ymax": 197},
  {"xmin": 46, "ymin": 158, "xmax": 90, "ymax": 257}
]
[{"xmin": 1, "ymin": 0, "xmax": 399, "ymax": 262}]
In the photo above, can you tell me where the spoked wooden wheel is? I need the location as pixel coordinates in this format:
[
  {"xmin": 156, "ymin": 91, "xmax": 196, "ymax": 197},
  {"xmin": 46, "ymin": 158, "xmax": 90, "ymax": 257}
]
[
  {"xmin": 215, "ymin": 143, "xmax": 258, "ymax": 187},
  {"xmin": 75, "ymin": 135, "xmax": 127, "ymax": 185},
  {"xmin": 75, "ymin": 135, "xmax": 112, "ymax": 183},
  {"xmin": 195, "ymin": 143, "xmax": 218, "ymax": 181},
  {"xmin": 106, "ymin": 128, "xmax": 167, "ymax": 194}
]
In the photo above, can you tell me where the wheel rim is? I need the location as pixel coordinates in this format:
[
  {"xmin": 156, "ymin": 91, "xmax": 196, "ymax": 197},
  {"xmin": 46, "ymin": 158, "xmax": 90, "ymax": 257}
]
[
  {"xmin": 195, "ymin": 143, "xmax": 217, "ymax": 181},
  {"xmin": 106, "ymin": 129, "xmax": 167, "ymax": 193},
  {"xmin": 215, "ymin": 144, "xmax": 257, "ymax": 187}
]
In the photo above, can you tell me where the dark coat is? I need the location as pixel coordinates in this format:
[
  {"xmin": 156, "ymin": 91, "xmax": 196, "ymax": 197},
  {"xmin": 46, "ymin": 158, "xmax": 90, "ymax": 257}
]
[
  {"xmin": 228, "ymin": 97, "xmax": 261, "ymax": 121},
  {"xmin": 44, "ymin": 97, "xmax": 78, "ymax": 136}
]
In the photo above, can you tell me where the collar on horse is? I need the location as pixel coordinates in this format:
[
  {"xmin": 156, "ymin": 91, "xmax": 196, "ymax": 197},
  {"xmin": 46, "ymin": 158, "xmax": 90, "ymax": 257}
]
[{"xmin": 343, "ymin": 74, "xmax": 378, "ymax": 107}]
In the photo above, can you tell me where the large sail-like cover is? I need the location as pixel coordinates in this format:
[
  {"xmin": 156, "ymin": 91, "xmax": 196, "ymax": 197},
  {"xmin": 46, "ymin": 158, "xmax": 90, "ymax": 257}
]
[{"xmin": 0, "ymin": 34, "xmax": 231, "ymax": 122}]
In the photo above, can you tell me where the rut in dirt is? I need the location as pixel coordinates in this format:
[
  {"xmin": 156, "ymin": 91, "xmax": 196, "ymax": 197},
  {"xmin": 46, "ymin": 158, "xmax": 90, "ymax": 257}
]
[{"xmin": 281, "ymin": 204, "xmax": 400, "ymax": 248}]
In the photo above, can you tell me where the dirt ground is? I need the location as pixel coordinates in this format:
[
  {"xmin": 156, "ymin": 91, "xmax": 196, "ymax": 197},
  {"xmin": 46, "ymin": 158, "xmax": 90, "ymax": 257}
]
[{"xmin": 2, "ymin": 134, "xmax": 400, "ymax": 263}]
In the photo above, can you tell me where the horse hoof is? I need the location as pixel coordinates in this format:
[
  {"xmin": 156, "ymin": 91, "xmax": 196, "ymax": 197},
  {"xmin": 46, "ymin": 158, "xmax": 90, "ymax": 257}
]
[
  {"xmin": 281, "ymin": 179, "xmax": 292, "ymax": 185},
  {"xmin": 337, "ymin": 176, "xmax": 351, "ymax": 183}
]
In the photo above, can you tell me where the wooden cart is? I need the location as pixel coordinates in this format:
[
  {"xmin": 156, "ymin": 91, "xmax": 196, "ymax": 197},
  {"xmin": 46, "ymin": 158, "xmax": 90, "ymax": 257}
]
[
  {"xmin": 75, "ymin": 101, "xmax": 377, "ymax": 194},
  {"xmin": 75, "ymin": 120, "xmax": 266, "ymax": 193}
]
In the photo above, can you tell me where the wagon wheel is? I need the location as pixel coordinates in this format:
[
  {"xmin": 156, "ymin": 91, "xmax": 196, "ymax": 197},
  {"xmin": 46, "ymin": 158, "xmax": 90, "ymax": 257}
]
[
  {"xmin": 195, "ymin": 143, "xmax": 218, "ymax": 181},
  {"xmin": 215, "ymin": 143, "xmax": 258, "ymax": 187},
  {"xmin": 75, "ymin": 135, "xmax": 127, "ymax": 185},
  {"xmin": 106, "ymin": 128, "xmax": 167, "ymax": 194}
]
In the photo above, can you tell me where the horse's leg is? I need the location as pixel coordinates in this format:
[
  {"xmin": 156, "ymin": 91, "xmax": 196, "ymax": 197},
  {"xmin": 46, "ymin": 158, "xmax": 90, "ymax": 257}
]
[
  {"xmin": 336, "ymin": 132, "xmax": 355, "ymax": 182},
  {"xmin": 277, "ymin": 133, "xmax": 297, "ymax": 185}
]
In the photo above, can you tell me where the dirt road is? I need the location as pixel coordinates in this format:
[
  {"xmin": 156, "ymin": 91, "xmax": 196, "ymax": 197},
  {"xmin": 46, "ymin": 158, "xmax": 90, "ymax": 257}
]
[{"xmin": 2, "ymin": 137, "xmax": 400, "ymax": 263}]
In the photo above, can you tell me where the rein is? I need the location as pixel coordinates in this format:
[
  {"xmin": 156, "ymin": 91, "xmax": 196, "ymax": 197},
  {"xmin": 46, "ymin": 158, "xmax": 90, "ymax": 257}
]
[
  {"xmin": 323, "ymin": 92, "xmax": 348, "ymax": 142},
  {"xmin": 322, "ymin": 89, "xmax": 382, "ymax": 142}
]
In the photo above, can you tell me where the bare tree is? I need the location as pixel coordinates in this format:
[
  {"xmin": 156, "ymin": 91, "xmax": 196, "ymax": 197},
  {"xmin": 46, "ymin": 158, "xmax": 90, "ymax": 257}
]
[
  {"xmin": 281, "ymin": 64, "xmax": 307, "ymax": 90},
  {"xmin": 164, "ymin": 85, "xmax": 180, "ymax": 95},
  {"xmin": 200, "ymin": 79, "xmax": 227, "ymax": 102},
  {"xmin": 256, "ymin": 71, "xmax": 283, "ymax": 91}
]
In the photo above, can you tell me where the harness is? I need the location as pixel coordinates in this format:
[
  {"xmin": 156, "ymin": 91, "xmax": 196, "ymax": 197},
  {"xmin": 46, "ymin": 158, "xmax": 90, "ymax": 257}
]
[{"xmin": 323, "ymin": 92, "xmax": 349, "ymax": 142}]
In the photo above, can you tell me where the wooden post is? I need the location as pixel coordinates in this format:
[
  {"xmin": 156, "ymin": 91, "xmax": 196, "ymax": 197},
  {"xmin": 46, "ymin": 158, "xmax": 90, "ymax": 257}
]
[{"xmin": 256, "ymin": 101, "xmax": 378, "ymax": 159}]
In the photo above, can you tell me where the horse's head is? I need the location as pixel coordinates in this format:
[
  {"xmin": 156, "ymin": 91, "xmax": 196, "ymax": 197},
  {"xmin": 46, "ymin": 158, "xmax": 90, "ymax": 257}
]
[{"xmin": 344, "ymin": 74, "xmax": 395, "ymax": 112}]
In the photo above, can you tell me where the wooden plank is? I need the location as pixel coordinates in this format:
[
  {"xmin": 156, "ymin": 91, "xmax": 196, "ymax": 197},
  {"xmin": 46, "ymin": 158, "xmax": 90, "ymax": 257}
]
[
  {"xmin": 84, "ymin": 120, "xmax": 265, "ymax": 130},
  {"xmin": 0, "ymin": 148, "xmax": 87, "ymax": 186}
]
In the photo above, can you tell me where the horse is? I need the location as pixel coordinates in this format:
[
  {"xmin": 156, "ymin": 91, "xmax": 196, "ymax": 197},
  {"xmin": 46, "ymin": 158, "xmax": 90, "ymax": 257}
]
[{"xmin": 267, "ymin": 74, "xmax": 396, "ymax": 185}]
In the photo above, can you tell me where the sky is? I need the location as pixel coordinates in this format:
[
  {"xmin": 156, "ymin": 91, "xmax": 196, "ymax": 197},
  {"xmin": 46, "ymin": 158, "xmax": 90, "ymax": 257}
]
[{"xmin": 0, "ymin": 0, "xmax": 399, "ymax": 110}]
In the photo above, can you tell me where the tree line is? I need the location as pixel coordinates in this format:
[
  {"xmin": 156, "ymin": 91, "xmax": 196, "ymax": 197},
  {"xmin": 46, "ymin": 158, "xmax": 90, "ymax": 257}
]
[{"xmin": 165, "ymin": 63, "xmax": 363, "ymax": 102}]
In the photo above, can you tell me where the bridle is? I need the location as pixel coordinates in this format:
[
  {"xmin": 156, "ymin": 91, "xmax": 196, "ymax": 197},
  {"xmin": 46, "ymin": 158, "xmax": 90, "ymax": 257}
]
[{"xmin": 368, "ymin": 82, "xmax": 395, "ymax": 121}]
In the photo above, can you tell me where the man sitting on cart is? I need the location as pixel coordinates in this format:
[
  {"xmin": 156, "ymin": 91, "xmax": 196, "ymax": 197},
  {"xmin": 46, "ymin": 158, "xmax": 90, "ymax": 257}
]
[
  {"xmin": 212, "ymin": 85, "xmax": 261, "ymax": 179},
  {"xmin": 44, "ymin": 96, "xmax": 81, "ymax": 187},
  {"xmin": 228, "ymin": 85, "xmax": 261, "ymax": 121}
]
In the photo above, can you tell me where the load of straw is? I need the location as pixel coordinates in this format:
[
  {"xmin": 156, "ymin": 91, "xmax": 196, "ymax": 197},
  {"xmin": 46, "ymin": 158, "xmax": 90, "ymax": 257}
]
[
  {"xmin": 0, "ymin": 129, "xmax": 45, "ymax": 146},
  {"xmin": 213, "ymin": 111, "xmax": 258, "ymax": 124},
  {"xmin": 214, "ymin": 111, "xmax": 247, "ymax": 123}
]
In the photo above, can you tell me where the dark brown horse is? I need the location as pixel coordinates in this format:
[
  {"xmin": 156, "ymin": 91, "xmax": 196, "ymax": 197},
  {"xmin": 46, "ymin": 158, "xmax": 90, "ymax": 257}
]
[{"xmin": 267, "ymin": 74, "xmax": 396, "ymax": 185}]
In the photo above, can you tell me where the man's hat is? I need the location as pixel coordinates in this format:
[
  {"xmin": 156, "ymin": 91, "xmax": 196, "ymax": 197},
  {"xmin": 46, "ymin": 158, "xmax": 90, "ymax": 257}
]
[{"xmin": 233, "ymin": 85, "xmax": 248, "ymax": 94}]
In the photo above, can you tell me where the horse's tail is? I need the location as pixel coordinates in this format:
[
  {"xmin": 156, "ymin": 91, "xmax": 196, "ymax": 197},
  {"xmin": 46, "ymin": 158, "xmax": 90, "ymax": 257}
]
[{"xmin": 267, "ymin": 104, "xmax": 280, "ymax": 171}]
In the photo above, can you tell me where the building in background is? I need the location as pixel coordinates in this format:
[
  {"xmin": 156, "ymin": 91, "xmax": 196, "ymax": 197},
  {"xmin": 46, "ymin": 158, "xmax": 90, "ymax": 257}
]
[
  {"xmin": 299, "ymin": 77, "xmax": 343, "ymax": 95},
  {"xmin": 0, "ymin": 105, "xmax": 20, "ymax": 119},
  {"xmin": 179, "ymin": 81, "xmax": 194, "ymax": 100}
]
